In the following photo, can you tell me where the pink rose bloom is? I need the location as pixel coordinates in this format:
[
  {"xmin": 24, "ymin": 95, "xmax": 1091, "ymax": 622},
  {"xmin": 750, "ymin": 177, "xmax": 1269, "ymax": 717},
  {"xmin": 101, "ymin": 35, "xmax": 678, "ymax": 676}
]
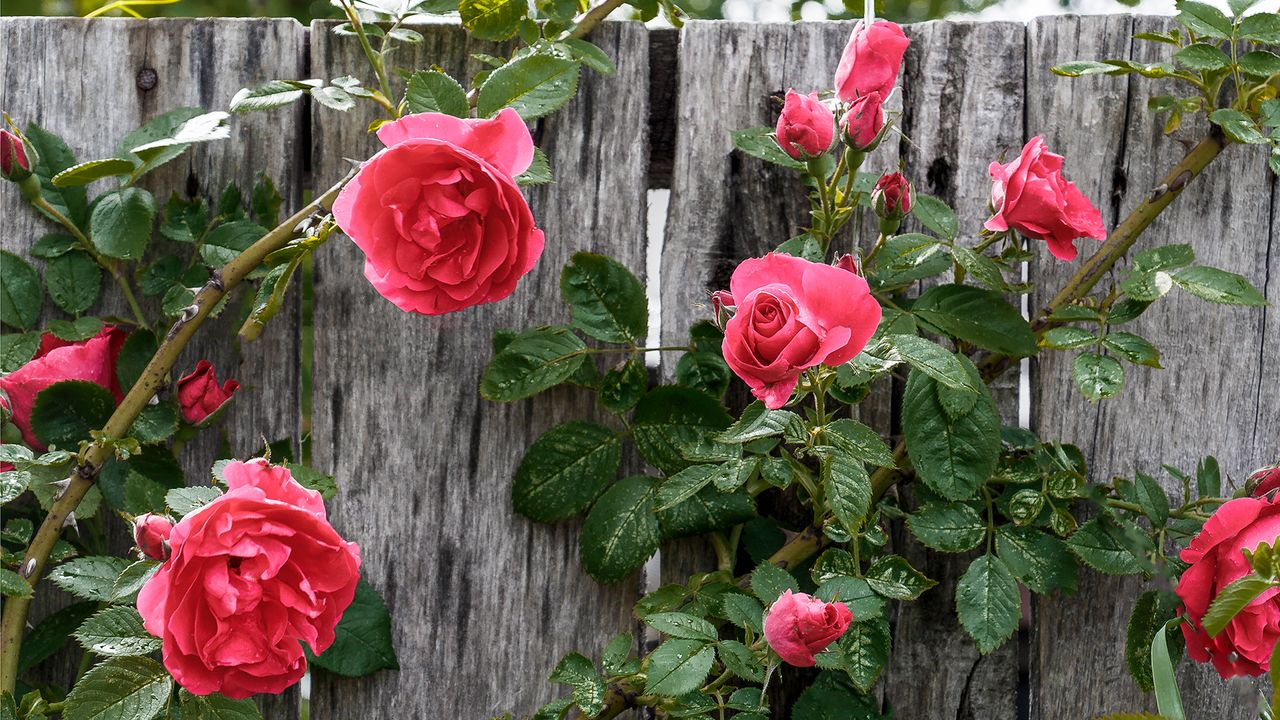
[
  {"xmin": 137, "ymin": 459, "xmax": 361, "ymax": 698},
  {"xmin": 834, "ymin": 20, "xmax": 910, "ymax": 103},
  {"xmin": 1249, "ymin": 465, "xmax": 1280, "ymax": 497},
  {"xmin": 1176, "ymin": 495, "xmax": 1280, "ymax": 678},
  {"xmin": 133, "ymin": 513, "xmax": 174, "ymax": 561},
  {"xmin": 721, "ymin": 253, "xmax": 881, "ymax": 409},
  {"xmin": 176, "ymin": 360, "xmax": 240, "ymax": 425},
  {"xmin": 840, "ymin": 91, "xmax": 885, "ymax": 151},
  {"xmin": 764, "ymin": 589, "xmax": 853, "ymax": 667},
  {"xmin": 776, "ymin": 89, "xmax": 835, "ymax": 160},
  {"xmin": 0, "ymin": 326, "xmax": 126, "ymax": 450},
  {"xmin": 332, "ymin": 108, "xmax": 545, "ymax": 315},
  {"xmin": 984, "ymin": 136, "xmax": 1107, "ymax": 261}
]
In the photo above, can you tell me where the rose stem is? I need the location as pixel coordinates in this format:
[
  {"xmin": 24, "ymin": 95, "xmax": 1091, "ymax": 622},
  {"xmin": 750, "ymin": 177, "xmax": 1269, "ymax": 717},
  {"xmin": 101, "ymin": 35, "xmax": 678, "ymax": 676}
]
[{"xmin": 0, "ymin": 170, "xmax": 355, "ymax": 694}]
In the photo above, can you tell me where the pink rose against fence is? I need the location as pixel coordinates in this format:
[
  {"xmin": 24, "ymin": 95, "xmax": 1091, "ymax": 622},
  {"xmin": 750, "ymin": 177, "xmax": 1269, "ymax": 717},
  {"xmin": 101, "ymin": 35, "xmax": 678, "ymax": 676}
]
[{"xmin": 764, "ymin": 590, "xmax": 853, "ymax": 667}]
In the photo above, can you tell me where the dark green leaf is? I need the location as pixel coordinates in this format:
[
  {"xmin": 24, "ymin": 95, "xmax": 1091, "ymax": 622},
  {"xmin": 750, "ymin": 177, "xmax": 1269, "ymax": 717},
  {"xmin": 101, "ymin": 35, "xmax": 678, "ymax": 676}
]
[
  {"xmin": 62, "ymin": 656, "xmax": 171, "ymax": 720},
  {"xmin": 1041, "ymin": 326, "xmax": 1097, "ymax": 350},
  {"xmin": 822, "ymin": 452, "xmax": 872, "ymax": 535},
  {"xmin": 912, "ymin": 284, "xmax": 1037, "ymax": 357},
  {"xmin": 643, "ymin": 639, "xmax": 714, "ymax": 697},
  {"xmin": 902, "ymin": 363, "xmax": 1001, "ymax": 501},
  {"xmin": 405, "ymin": 70, "xmax": 469, "ymax": 117},
  {"xmin": 201, "ymin": 220, "xmax": 268, "ymax": 269},
  {"xmin": 579, "ymin": 476, "xmax": 660, "ymax": 583},
  {"xmin": 956, "ymin": 554, "xmax": 1021, "ymax": 654},
  {"xmin": 512, "ymin": 421, "xmax": 621, "ymax": 522},
  {"xmin": 910, "ymin": 194, "xmax": 958, "ymax": 240},
  {"xmin": 1073, "ymin": 352, "xmax": 1125, "ymax": 401},
  {"xmin": 89, "ymin": 187, "xmax": 156, "ymax": 260},
  {"xmin": 47, "ymin": 556, "xmax": 130, "ymax": 603},
  {"xmin": 1240, "ymin": 12, "xmax": 1280, "ymax": 42},
  {"xmin": 17, "ymin": 601, "xmax": 97, "ymax": 674},
  {"xmin": 548, "ymin": 652, "xmax": 606, "ymax": 716},
  {"xmin": 307, "ymin": 578, "xmax": 399, "ymax": 676},
  {"xmin": 1066, "ymin": 516, "xmax": 1145, "ymax": 575},
  {"xmin": 631, "ymin": 386, "xmax": 732, "ymax": 474},
  {"xmin": 476, "ymin": 54, "xmax": 580, "ymax": 120},
  {"xmin": 1175, "ymin": 0, "xmax": 1233, "ymax": 38},
  {"xmin": 644, "ymin": 612, "xmax": 718, "ymax": 641},
  {"xmin": 480, "ymin": 326, "xmax": 587, "ymax": 402},
  {"xmin": 751, "ymin": 562, "xmax": 799, "ymax": 604},
  {"xmin": 459, "ymin": 0, "xmax": 527, "ymax": 40},
  {"xmin": 657, "ymin": 484, "xmax": 755, "ymax": 540},
  {"xmin": 31, "ymin": 233, "xmax": 80, "ymax": 259},
  {"xmin": 1203, "ymin": 574, "xmax": 1277, "ymax": 637},
  {"xmin": 1172, "ymin": 42, "xmax": 1232, "ymax": 70},
  {"xmin": 31, "ymin": 380, "xmax": 116, "ymax": 449},
  {"xmin": 865, "ymin": 555, "xmax": 935, "ymax": 600},
  {"xmin": 560, "ymin": 252, "xmax": 647, "ymax": 343},
  {"xmin": 1126, "ymin": 590, "xmax": 1181, "ymax": 693},
  {"xmin": 907, "ymin": 502, "xmax": 986, "ymax": 552},
  {"xmin": 729, "ymin": 126, "xmax": 805, "ymax": 170},
  {"xmin": 26, "ymin": 123, "xmax": 88, "ymax": 228},
  {"xmin": 178, "ymin": 690, "xmax": 264, "ymax": 720},
  {"xmin": 1103, "ymin": 332, "xmax": 1162, "ymax": 368},
  {"xmin": 675, "ymin": 351, "xmax": 731, "ymax": 399},
  {"xmin": 820, "ymin": 419, "xmax": 896, "ymax": 469},
  {"xmin": 1171, "ymin": 265, "xmax": 1267, "ymax": 305},
  {"xmin": 718, "ymin": 639, "xmax": 764, "ymax": 682},
  {"xmin": 73, "ymin": 606, "xmax": 162, "ymax": 656},
  {"xmin": 0, "ymin": 251, "xmax": 42, "ymax": 330},
  {"xmin": 995, "ymin": 526, "xmax": 1078, "ymax": 594}
]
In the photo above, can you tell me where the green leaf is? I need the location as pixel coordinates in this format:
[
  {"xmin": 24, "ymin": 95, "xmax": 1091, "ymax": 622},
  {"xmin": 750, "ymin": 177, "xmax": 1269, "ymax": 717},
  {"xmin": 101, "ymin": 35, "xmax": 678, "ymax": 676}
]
[
  {"xmin": 62, "ymin": 656, "xmax": 171, "ymax": 720},
  {"xmin": 751, "ymin": 562, "xmax": 799, "ymax": 604},
  {"xmin": 1202, "ymin": 574, "xmax": 1277, "ymax": 637},
  {"xmin": 459, "ymin": 0, "xmax": 527, "ymax": 40},
  {"xmin": 870, "ymin": 234, "xmax": 951, "ymax": 287},
  {"xmin": 1126, "ymin": 590, "xmax": 1181, "ymax": 693},
  {"xmin": 822, "ymin": 451, "xmax": 872, "ymax": 535},
  {"xmin": 718, "ymin": 639, "xmax": 764, "ymax": 682},
  {"xmin": 657, "ymin": 484, "xmax": 755, "ymax": 539},
  {"xmin": 1197, "ymin": 456, "xmax": 1222, "ymax": 498},
  {"xmin": 26, "ymin": 123, "xmax": 89, "ymax": 228},
  {"xmin": 827, "ymin": 617, "xmax": 890, "ymax": 693},
  {"xmin": 480, "ymin": 326, "xmax": 587, "ymax": 402},
  {"xmin": 602, "ymin": 632, "xmax": 634, "ymax": 675},
  {"xmin": 579, "ymin": 476, "xmax": 660, "ymax": 583},
  {"xmin": 1073, "ymin": 352, "xmax": 1125, "ymax": 401},
  {"xmin": 956, "ymin": 554, "xmax": 1020, "ymax": 654},
  {"xmin": 645, "ymin": 612, "xmax": 718, "ymax": 641},
  {"xmin": 548, "ymin": 653, "xmax": 606, "ymax": 716},
  {"xmin": 720, "ymin": 593, "xmax": 764, "ymax": 633},
  {"xmin": 115, "ymin": 330, "xmax": 157, "ymax": 394},
  {"xmin": 251, "ymin": 173, "xmax": 282, "ymax": 226},
  {"xmin": 814, "ymin": 576, "xmax": 886, "ymax": 621},
  {"xmin": 729, "ymin": 127, "xmax": 805, "ymax": 170},
  {"xmin": 128, "ymin": 401, "xmax": 178, "ymax": 444},
  {"xmin": 911, "ymin": 194, "xmax": 958, "ymax": 240},
  {"xmin": 655, "ymin": 463, "xmax": 718, "ymax": 511},
  {"xmin": 512, "ymin": 421, "xmax": 621, "ymax": 522},
  {"xmin": 907, "ymin": 502, "xmax": 986, "ymax": 552},
  {"xmin": 178, "ymin": 690, "xmax": 264, "ymax": 720},
  {"xmin": 717, "ymin": 403, "xmax": 801, "ymax": 444},
  {"xmin": 51, "ymin": 158, "xmax": 136, "ymax": 187},
  {"xmin": 165, "ymin": 486, "xmax": 223, "ymax": 516},
  {"xmin": 1175, "ymin": 0, "xmax": 1233, "ymax": 38},
  {"xmin": 1172, "ymin": 42, "xmax": 1232, "ymax": 70},
  {"xmin": 1239, "ymin": 50, "xmax": 1280, "ymax": 79},
  {"xmin": 73, "ymin": 606, "xmax": 162, "ymax": 657},
  {"xmin": 883, "ymin": 334, "xmax": 979, "ymax": 393},
  {"xmin": 89, "ymin": 187, "xmax": 156, "ymax": 261},
  {"xmin": 865, "ymin": 555, "xmax": 935, "ymax": 600},
  {"xmin": 405, "ymin": 70, "xmax": 469, "ymax": 117},
  {"xmin": 123, "ymin": 109, "xmax": 229, "ymax": 172},
  {"xmin": 792, "ymin": 670, "xmax": 887, "ymax": 720},
  {"xmin": 0, "ymin": 332, "xmax": 40, "ymax": 372},
  {"xmin": 1066, "ymin": 516, "xmax": 1144, "ymax": 575},
  {"xmin": 0, "ymin": 568, "xmax": 31, "ymax": 599},
  {"xmin": 1151, "ymin": 624, "xmax": 1186, "ymax": 720},
  {"xmin": 995, "ymin": 526, "xmax": 1078, "ymax": 595},
  {"xmin": 1170, "ymin": 265, "xmax": 1267, "ymax": 305},
  {"xmin": 631, "ymin": 386, "xmax": 732, "ymax": 474},
  {"xmin": 1240, "ymin": 12, "xmax": 1280, "ymax": 42},
  {"xmin": 31, "ymin": 380, "xmax": 116, "ymax": 449},
  {"xmin": 0, "ymin": 470, "xmax": 31, "ymax": 505},
  {"xmin": 476, "ymin": 54, "xmax": 580, "ymax": 120},
  {"xmin": 1041, "ymin": 326, "xmax": 1096, "ymax": 350},
  {"xmin": 1227, "ymin": 0, "xmax": 1257, "ymax": 15},
  {"xmin": 310, "ymin": 85, "xmax": 356, "ymax": 112},
  {"xmin": 48, "ymin": 556, "xmax": 130, "ymax": 602},
  {"xmin": 17, "ymin": 601, "xmax": 97, "ymax": 674},
  {"xmin": 643, "ymin": 639, "xmax": 715, "ymax": 697},
  {"xmin": 1134, "ymin": 472, "xmax": 1171, "ymax": 527},
  {"xmin": 1051, "ymin": 60, "xmax": 1129, "ymax": 77},
  {"xmin": 598, "ymin": 358, "xmax": 648, "ymax": 412},
  {"xmin": 201, "ymin": 220, "xmax": 268, "ymax": 269},
  {"xmin": 0, "ymin": 251, "xmax": 42, "ymax": 330},
  {"xmin": 1103, "ymin": 332, "xmax": 1162, "ymax": 368},
  {"xmin": 675, "ymin": 351, "xmax": 731, "ymax": 399},
  {"xmin": 1210, "ymin": 108, "xmax": 1268, "ymax": 144},
  {"xmin": 820, "ymin": 419, "xmax": 896, "ymax": 469},
  {"xmin": 515, "ymin": 146, "xmax": 553, "ymax": 186},
  {"xmin": 109, "ymin": 560, "xmax": 159, "ymax": 605},
  {"xmin": 902, "ymin": 363, "xmax": 1001, "ymax": 502},
  {"xmin": 307, "ymin": 578, "xmax": 399, "ymax": 676},
  {"xmin": 48, "ymin": 316, "xmax": 103, "ymax": 342},
  {"xmin": 912, "ymin": 284, "xmax": 1037, "ymax": 357},
  {"xmin": 229, "ymin": 80, "xmax": 311, "ymax": 113},
  {"xmin": 559, "ymin": 38, "xmax": 616, "ymax": 74},
  {"xmin": 951, "ymin": 245, "xmax": 1007, "ymax": 290},
  {"xmin": 560, "ymin": 252, "xmax": 647, "ymax": 343}
]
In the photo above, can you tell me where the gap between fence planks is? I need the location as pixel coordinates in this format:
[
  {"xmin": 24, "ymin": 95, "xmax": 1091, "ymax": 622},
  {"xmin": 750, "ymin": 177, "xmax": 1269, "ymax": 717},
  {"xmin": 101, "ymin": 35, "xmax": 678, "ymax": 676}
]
[{"xmin": 0, "ymin": 15, "xmax": 1276, "ymax": 720}]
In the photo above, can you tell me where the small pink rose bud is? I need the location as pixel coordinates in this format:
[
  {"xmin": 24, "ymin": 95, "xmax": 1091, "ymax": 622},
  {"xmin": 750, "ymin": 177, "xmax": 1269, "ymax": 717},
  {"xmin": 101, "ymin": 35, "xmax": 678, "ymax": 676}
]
[
  {"xmin": 176, "ymin": 360, "xmax": 240, "ymax": 426},
  {"xmin": 710, "ymin": 290, "xmax": 735, "ymax": 328},
  {"xmin": 1248, "ymin": 464, "xmax": 1280, "ymax": 498},
  {"xmin": 134, "ymin": 513, "xmax": 174, "ymax": 560},
  {"xmin": 0, "ymin": 129, "xmax": 33, "ymax": 182},
  {"xmin": 840, "ymin": 92, "xmax": 885, "ymax": 151},
  {"xmin": 835, "ymin": 254, "xmax": 859, "ymax": 275},
  {"xmin": 775, "ymin": 89, "xmax": 835, "ymax": 160},
  {"xmin": 764, "ymin": 589, "xmax": 853, "ymax": 667},
  {"xmin": 872, "ymin": 172, "xmax": 913, "ymax": 221}
]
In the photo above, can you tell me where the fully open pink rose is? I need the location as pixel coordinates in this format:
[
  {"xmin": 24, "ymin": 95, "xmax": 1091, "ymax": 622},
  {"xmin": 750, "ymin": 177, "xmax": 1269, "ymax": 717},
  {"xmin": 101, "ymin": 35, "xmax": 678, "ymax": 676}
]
[
  {"xmin": 764, "ymin": 589, "xmax": 853, "ymax": 666},
  {"xmin": 776, "ymin": 89, "xmax": 835, "ymax": 160},
  {"xmin": 984, "ymin": 136, "xmax": 1107, "ymax": 261},
  {"xmin": 137, "ymin": 459, "xmax": 361, "ymax": 698},
  {"xmin": 0, "ymin": 326, "xmax": 126, "ymax": 450},
  {"xmin": 333, "ymin": 108, "xmax": 545, "ymax": 315},
  {"xmin": 721, "ymin": 253, "xmax": 881, "ymax": 409},
  {"xmin": 1176, "ymin": 495, "xmax": 1280, "ymax": 678},
  {"xmin": 834, "ymin": 20, "xmax": 910, "ymax": 103}
]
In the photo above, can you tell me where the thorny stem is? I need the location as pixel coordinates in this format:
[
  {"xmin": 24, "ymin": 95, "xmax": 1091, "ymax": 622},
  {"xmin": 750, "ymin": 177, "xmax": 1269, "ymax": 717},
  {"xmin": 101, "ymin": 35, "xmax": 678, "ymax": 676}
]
[
  {"xmin": 0, "ymin": 170, "xmax": 356, "ymax": 695},
  {"xmin": 340, "ymin": 0, "xmax": 396, "ymax": 117},
  {"xmin": 568, "ymin": 0, "xmax": 630, "ymax": 40}
]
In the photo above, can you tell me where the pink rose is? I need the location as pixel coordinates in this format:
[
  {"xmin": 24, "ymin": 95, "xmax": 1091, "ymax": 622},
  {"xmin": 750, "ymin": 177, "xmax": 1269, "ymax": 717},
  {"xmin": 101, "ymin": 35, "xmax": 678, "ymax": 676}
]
[
  {"xmin": 1249, "ymin": 465, "xmax": 1280, "ymax": 497},
  {"xmin": 834, "ymin": 20, "xmax": 910, "ymax": 103},
  {"xmin": 176, "ymin": 360, "xmax": 240, "ymax": 425},
  {"xmin": 0, "ymin": 326, "xmax": 126, "ymax": 450},
  {"xmin": 137, "ymin": 459, "xmax": 361, "ymax": 698},
  {"xmin": 1176, "ymin": 495, "xmax": 1280, "ymax": 678},
  {"xmin": 871, "ymin": 171, "xmax": 913, "ymax": 219},
  {"xmin": 332, "ymin": 108, "xmax": 545, "ymax": 315},
  {"xmin": 840, "ymin": 91, "xmax": 885, "ymax": 151},
  {"xmin": 133, "ymin": 513, "xmax": 174, "ymax": 561},
  {"xmin": 776, "ymin": 89, "xmax": 835, "ymax": 160},
  {"xmin": 0, "ymin": 128, "xmax": 32, "ymax": 181},
  {"xmin": 721, "ymin": 253, "xmax": 881, "ymax": 409},
  {"xmin": 984, "ymin": 136, "xmax": 1107, "ymax": 261},
  {"xmin": 764, "ymin": 589, "xmax": 853, "ymax": 667}
]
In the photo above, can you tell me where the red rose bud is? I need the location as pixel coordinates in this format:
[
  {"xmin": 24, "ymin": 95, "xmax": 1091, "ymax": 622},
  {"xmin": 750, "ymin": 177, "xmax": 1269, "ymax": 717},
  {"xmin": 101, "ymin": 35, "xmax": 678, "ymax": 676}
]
[
  {"xmin": 710, "ymin": 289, "xmax": 735, "ymax": 328},
  {"xmin": 840, "ymin": 92, "xmax": 885, "ymax": 151},
  {"xmin": 764, "ymin": 590, "xmax": 853, "ymax": 667},
  {"xmin": 134, "ymin": 513, "xmax": 174, "ymax": 561},
  {"xmin": 0, "ymin": 129, "xmax": 33, "ymax": 182},
  {"xmin": 835, "ymin": 254, "xmax": 859, "ymax": 275},
  {"xmin": 775, "ymin": 89, "xmax": 835, "ymax": 160},
  {"xmin": 834, "ymin": 19, "xmax": 911, "ymax": 104},
  {"xmin": 176, "ymin": 360, "xmax": 240, "ymax": 425},
  {"xmin": 1249, "ymin": 464, "xmax": 1280, "ymax": 497},
  {"xmin": 872, "ymin": 172, "xmax": 913, "ymax": 234}
]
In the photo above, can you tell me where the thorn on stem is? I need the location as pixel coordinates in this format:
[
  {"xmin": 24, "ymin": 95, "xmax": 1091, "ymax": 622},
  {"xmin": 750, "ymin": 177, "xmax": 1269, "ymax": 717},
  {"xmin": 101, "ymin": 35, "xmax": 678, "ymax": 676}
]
[{"xmin": 21, "ymin": 558, "xmax": 35, "ymax": 578}]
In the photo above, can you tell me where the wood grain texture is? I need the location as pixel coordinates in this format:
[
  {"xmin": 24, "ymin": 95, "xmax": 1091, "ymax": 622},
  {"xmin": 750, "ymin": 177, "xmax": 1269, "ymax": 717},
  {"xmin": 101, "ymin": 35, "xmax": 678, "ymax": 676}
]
[
  {"xmin": 1030, "ymin": 15, "xmax": 1277, "ymax": 720},
  {"xmin": 882, "ymin": 20, "xmax": 1026, "ymax": 720},
  {"xmin": 305, "ymin": 21, "xmax": 648, "ymax": 719},
  {"xmin": 0, "ymin": 19, "xmax": 306, "ymax": 716}
]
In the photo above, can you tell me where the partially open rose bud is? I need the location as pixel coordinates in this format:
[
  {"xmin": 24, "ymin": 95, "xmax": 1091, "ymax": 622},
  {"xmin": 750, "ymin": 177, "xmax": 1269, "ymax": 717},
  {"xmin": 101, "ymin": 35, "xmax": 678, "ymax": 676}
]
[
  {"xmin": 710, "ymin": 289, "xmax": 735, "ymax": 328},
  {"xmin": 1248, "ymin": 464, "xmax": 1280, "ymax": 497},
  {"xmin": 0, "ymin": 129, "xmax": 33, "ymax": 182},
  {"xmin": 764, "ymin": 589, "xmax": 853, "ymax": 666},
  {"xmin": 840, "ymin": 91, "xmax": 885, "ymax": 151},
  {"xmin": 835, "ymin": 254, "xmax": 859, "ymax": 275},
  {"xmin": 775, "ymin": 89, "xmax": 835, "ymax": 160},
  {"xmin": 134, "ymin": 513, "xmax": 174, "ymax": 561},
  {"xmin": 872, "ymin": 172, "xmax": 912, "ymax": 218},
  {"xmin": 176, "ymin": 360, "xmax": 240, "ymax": 426}
]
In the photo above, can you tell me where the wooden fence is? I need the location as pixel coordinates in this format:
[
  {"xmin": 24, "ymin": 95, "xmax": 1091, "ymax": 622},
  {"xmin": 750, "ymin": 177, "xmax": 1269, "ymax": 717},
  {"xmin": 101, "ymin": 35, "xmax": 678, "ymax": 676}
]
[{"xmin": 1, "ymin": 14, "xmax": 1277, "ymax": 720}]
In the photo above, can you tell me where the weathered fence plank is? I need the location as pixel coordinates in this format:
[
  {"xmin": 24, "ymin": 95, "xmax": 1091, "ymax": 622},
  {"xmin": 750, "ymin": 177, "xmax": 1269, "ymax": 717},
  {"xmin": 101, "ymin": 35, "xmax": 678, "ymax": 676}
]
[
  {"xmin": 305, "ymin": 21, "xmax": 649, "ymax": 719},
  {"xmin": 1030, "ymin": 14, "xmax": 1277, "ymax": 720},
  {"xmin": 0, "ymin": 19, "xmax": 307, "ymax": 717}
]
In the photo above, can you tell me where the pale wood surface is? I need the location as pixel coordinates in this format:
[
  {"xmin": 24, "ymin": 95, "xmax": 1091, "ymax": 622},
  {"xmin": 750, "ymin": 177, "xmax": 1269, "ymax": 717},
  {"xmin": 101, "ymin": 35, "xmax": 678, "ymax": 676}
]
[
  {"xmin": 305, "ymin": 21, "xmax": 649, "ymax": 719},
  {"xmin": 0, "ymin": 19, "xmax": 306, "ymax": 717}
]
